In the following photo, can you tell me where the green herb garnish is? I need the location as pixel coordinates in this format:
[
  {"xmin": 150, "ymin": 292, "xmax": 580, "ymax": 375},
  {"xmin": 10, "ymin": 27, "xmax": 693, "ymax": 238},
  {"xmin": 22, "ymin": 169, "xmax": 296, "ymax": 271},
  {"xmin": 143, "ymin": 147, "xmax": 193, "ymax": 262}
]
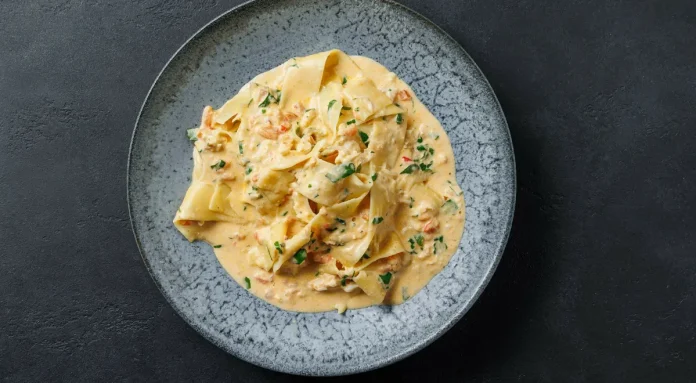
[
  {"xmin": 244, "ymin": 277, "xmax": 251, "ymax": 289},
  {"xmin": 419, "ymin": 162, "xmax": 433, "ymax": 172},
  {"xmin": 342, "ymin": 76, "xmax": 347, "ymax": 85},
  {"xmin": 372, "ymin": 217, "xmax": 384, "ymax": 224},
  {"xmin": 245, "ymin": 167, "xmax": 253, "ymax": 175},
  {"xmin": 379, "ymin": 272, "xmax": 392, "ymax": 285},
  {"xmin": 325, "ymin": 163, "xmax": 356, "ymax": 183},
  {"xmin": 335, "ymin": 217, "xmax": 346, "ymax": 225},
  {"xmin": 186, "ymin": 128, "xmax": 197, "ymax": 142},
  {"xmin": 358, "ymin": 130, "xmax": 369, "ymax": 146},
  {"xmin": 346, "ymin": 119, "xmax": 356, "ymax": 125},
  {"xmin": 400, "ymin": 164, "xmax": 419, "ymax": 174},
  {"xmin": 442, "ymin": 199, "xmax": 459, "ymax": 214},
  {"xmin": 396, "ymin": 113, "xmax": 403, "ymax": 124},
  {"xmin": 238, "ymin": 141, "xmax": 244, "ymax": 154},
  {"xmin": 371, "ymin": 173, "xmax": 377, "ymax": 182},
  {"xmin": 259, "ymin": 93, "xmax": 272, "ymax": 108},
  {"xmin": 414, "ymin": 234, "xmax": 424, "ymax": 248},
  {"xmin": 362, "ymin": 253, "xmax": 370, "ymax": 260},
  {"xmin": 341, "ymin": 106, "xmax": 351, "ymax": 111},
  {"xmin": 417, "ymin": 136, "xmax": 423, "ymax": 143},
  {"xmin": 213, "ymin": 245, "xmax": 222, "ymax": 248},
  {"xmin": 328, "ymin": 99, "xmax": 337, "ymax": 111},
  {"xmin": 434, "ymin": 235, "xmax": 448, "ymax": 255},
  {"xmin": 292, "ymin": 249, "xmax": 307, "ymax": 264},
  {"xmin": 340, "ymin": 275, "xmax": 348, "ymax": 286},
  {"xmin": 210, "ymin": 160, "xmax": 226, "ymax": 170},
  {"xmin": 408, "ymin": 233, "xmax": 425, "ymax": 251},
  {"xmin": 402, "ymin": 286, "xmax": 410, "ymax": 301},
  {"xmin": 274, "ymin": 241, "xmax": 284, "ymax": 254},
  {"xmin": 282, "ymin": 211, "xmax": 288, "ymax": 216}
]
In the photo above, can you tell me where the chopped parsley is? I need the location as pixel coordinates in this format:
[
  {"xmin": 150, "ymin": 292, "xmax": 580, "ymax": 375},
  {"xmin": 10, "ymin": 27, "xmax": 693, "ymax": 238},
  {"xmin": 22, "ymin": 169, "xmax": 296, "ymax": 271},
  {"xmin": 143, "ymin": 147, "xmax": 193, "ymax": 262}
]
[
  {"xmin": 244, "ymin": 277, "xmax": 251, "ymax": 289},
  {"xmin": 442, "ymin": 199, "xmax": 459, "ymax": 214},
  {"xmin": 245, "ymin": 167, "xmax": 253, "ymax": 175},
  {"xmin": 335, "ymin": 217, "xmax": 346, "ymax": 225},
  {"xmin": 328, "ymin": 99, "xmax": 337, "ymax": 111},
  {"xmin": 247, "ymin": 98, "xmax": 253, "ymax": 107},
  {"xmin": 358, "ymin": 130, "xmax": 369, "ymax": 146},
  {"xmin": 259, "ymin": 90, "xmax": 281, "ymax": 107},
  {"xmin": 433, "ymin": 235, "xmax": 448, "ymax": 255},
  {"xmin": 261, "ymin": 108, "xmax": 266, "ymax": 114},
  {"xmin": 342, "ymin": 75, "xmax": 347, "ymax": 85},
  {"xmin": 315, "ymin": 271, "xmax": 321, "ymax": 276},
  {"xmin": 308, "ymin": 184, "xmax": 312, "ymax": 188},
  {"xmin": 210, "ymin": 160, "xmax": 226, "ymax": 170},
  {"xmin": 419, "ymin": 162, "xmax": 433, "ymax": 172},
  {"xmin": 186, "ymin": 128, "xmax": 197, "ymax": 142},
  {"xmin": 213, "ymin": 245, "xmax": 222, "ymax": 248},
  {"xmin": 379, "ymin": 272, "xmax": 392, "ymax": 285},
  {"xmin": 408, "ymin": 233, "xmax": 425, "ymax": 252},
  {"xmin": 400, "ymin": 164, "xmax": 419, "ymax": 174},
  {"xmin": 402, "ymin": 287, "xmax": 410, "ymax": 301},
  {"xmin": 292, "ymin": 249, "xmax": 307, "ymax": 264},
  {"xmin": 238, "ymin": 141, "xmax": 243, "ymax": 154},
  {"xmin": 346, "ymin": 119, "xmax": 356, "ymax": 125},
  {"xmin": 362, "ymin": 253, "xmax": 370, "ymax": 260},
  {"xmin": 396, "ymin": 113, "xmax": 403, "ymax": 124},
  {"xmin": 341, "ymin": 106, "xmax": 351, "ymax": 111},
  {"xmin": 274, "ymin": 241, "xmax": 284, "ymax": 254},
  {"xmin": 325, "ymin": 163, "xmax": 356, "ymax": 183},
  {"xmin": 371, "ymin": 173, "xmax": 377, "ymax": 182},
  {"xmin": 409, "ymin": 197, "xmax": 415, "ymax": 208},
  {"xmin": 258, "ymin": 93, "xmax": 272, "ymax": 108},
  {"xmin": 356, "ymin": 164, "xmax": 362, "ymax": 173},
  {"xmin": 417, "ymin": 136, "xmax": 423, "ymax": 143},
  {"xmin": 282, "ymin": 211, "xmax": 288, "ymax": 216},
  {"xmin": 372, "ymin": 216, "xmax": 384, "ymax": 224},
  {"xmin": 340, "ymin": 275, "xmax": 348, "ymax": 286}
]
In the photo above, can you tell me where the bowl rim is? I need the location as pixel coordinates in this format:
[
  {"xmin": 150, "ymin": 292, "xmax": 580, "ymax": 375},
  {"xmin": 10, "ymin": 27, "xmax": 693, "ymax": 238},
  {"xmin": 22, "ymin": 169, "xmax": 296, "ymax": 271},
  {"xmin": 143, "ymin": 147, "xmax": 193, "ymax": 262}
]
[{"xmin": 126, "ymin": 0, "xmax": 517, "ymax": 376}]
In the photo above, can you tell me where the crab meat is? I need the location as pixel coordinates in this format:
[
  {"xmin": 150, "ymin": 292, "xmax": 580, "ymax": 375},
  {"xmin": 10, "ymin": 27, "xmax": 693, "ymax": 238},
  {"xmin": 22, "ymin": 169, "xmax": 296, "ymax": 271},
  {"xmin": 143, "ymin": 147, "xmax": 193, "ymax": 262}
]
[
  {"xmin": 253, "ymin": 271, "xmax": 274, "ymax": 284},
  {"xmin": 307, "ymin": 274, "xmax": 340, "ymax": 292},
  {"xmin": 423, "ymin": 217, "xmax": 440, "ymax": 233},
  {"xmin": 396, "ymin": 89, "xmax": 411, "ymax": 102}
]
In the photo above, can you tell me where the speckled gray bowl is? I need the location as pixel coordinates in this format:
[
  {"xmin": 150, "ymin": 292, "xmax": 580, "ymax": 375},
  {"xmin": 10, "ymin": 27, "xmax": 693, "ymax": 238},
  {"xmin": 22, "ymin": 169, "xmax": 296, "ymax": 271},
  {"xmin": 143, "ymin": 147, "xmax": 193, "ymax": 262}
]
[{"xmin": 128, "ymin": 0, "xmax": 515, "ymax": 376}]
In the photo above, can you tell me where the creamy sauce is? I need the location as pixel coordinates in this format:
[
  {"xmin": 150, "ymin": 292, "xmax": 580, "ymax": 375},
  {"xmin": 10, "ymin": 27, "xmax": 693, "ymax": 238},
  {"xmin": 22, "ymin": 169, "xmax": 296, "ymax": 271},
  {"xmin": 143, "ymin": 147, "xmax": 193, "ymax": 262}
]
[{"xmin": 174, "ymin": 51, "xmax": 465, "ymax": 313}]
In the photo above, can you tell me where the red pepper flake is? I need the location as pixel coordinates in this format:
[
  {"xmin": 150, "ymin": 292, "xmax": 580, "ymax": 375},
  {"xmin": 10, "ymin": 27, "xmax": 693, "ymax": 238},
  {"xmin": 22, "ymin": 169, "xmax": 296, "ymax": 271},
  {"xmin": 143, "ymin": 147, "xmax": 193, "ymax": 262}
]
[{"xmin": 402, "ymin": 156, "xmax": 412, "ymax": 162}]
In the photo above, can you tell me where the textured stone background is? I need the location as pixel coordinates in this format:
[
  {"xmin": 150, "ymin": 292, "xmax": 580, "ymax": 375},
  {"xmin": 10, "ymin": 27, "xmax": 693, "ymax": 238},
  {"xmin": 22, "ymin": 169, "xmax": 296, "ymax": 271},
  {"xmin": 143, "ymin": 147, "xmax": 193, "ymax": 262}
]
[{"xmin": 1, "ymin": 0, "xmax": 695, "ymax": 381}]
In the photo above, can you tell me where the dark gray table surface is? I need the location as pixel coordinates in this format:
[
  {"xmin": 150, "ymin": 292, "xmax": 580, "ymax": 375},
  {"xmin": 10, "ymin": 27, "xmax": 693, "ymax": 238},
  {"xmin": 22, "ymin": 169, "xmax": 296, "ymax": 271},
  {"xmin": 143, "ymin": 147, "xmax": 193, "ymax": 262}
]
[{"xmin": 2, "ymin": 0, "xmax": 695, "ymax": 381}]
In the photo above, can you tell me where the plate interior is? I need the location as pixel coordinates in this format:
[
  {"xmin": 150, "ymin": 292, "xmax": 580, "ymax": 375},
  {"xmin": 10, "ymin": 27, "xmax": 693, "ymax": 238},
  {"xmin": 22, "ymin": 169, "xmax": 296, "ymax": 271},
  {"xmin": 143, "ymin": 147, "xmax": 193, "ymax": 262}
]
[{"xmin": 128, "ymin": 0, "xmax": 515, "ymax": 376}]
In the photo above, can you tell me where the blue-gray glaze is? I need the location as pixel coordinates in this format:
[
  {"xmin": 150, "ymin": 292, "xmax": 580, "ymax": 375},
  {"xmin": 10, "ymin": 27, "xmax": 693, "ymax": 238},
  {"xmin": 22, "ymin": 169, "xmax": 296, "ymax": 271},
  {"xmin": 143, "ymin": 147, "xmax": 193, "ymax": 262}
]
[{"xmin": 128, "ymin": 0, "xmax": 515, "ymax": 376}]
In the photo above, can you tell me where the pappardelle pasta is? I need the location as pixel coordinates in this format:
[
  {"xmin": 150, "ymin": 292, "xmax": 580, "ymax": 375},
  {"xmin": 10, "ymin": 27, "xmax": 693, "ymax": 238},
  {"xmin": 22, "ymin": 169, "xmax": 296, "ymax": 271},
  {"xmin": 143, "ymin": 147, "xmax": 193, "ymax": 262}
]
[{"xmin": 174, "ymin": 50, "xmax": 465, "ymax": 313}]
